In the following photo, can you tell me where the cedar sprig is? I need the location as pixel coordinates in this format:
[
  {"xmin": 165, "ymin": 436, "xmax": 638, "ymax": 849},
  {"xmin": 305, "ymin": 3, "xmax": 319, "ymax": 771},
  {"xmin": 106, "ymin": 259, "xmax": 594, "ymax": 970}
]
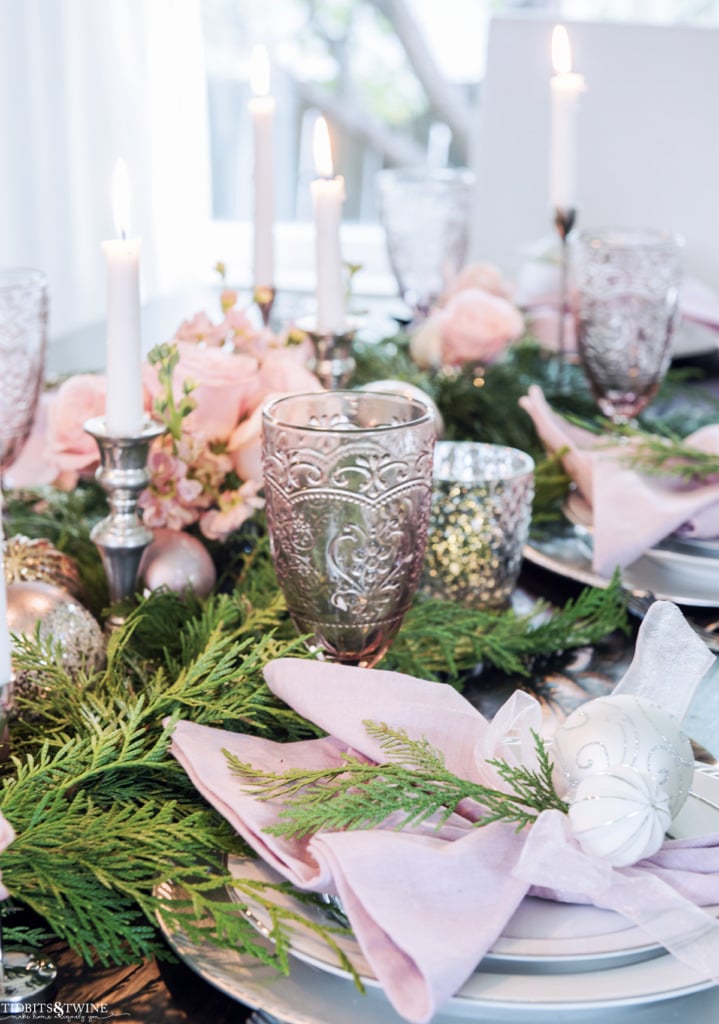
[
  {"xmin": 229, "ymin": 724, "xmax": 568, "ymax": 838},
  {"xmin": 383, "ymin": 571, "xmax": 628, "ymax": 681},
  {"xmin": 562, "ymin": 412, "xmax": 719, "ymax": 483}
]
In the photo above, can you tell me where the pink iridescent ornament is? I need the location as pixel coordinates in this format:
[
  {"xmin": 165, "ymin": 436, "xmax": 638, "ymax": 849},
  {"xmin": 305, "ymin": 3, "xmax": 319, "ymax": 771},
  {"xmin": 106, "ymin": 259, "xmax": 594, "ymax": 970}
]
[{"xmin": 139, "ymin": 528, "xmax": 216, "ymax": 597}]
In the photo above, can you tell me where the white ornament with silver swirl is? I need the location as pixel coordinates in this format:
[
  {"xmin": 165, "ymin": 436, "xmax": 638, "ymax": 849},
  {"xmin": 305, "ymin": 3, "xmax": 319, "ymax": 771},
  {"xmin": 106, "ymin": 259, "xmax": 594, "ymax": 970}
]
[
  {"xmin": 552, "ymin": 693, "xmax": 694, "ymax": 865},
  {"xmin": 567, "ymin": 764, "xmax": 673, "ymax": 867}
]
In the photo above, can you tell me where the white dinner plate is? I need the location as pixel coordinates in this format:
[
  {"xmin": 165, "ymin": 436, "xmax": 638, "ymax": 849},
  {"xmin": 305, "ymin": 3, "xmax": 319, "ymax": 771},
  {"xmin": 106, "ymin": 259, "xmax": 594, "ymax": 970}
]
[
  {"xmin": 156, "ymin": 878, "xmax": 719, "ymax": 1023},
  {"xmin": 564, "ymin": 492, "xmax": 719, "ymax": 575},
  {"xmin": 525, "ymin": 499, "xmax": 719, "ymax": 609},
  {"xmin": 672, "ymin": 318, "xmax": 719, "ymax": 359},
  {"xmin": 226, "ymin": 765, "xmax": 719, "ymax": 989}
]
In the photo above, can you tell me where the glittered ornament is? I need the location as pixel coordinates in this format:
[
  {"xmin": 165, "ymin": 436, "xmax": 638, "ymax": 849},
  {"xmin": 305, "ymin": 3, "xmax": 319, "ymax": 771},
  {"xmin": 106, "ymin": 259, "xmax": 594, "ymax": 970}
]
[
  {"xmin": 7, "ymin": 581, "xmax": 106, "ymax": 707},
  {"xmin": 138, "ymin": 528, "xmax": 216, "ymax": 597},
  {"xmin": 552, "ymin": 694, "xmax": 694, "ymax": 819},
  {"xmin": 4, "ymin": 534, "xmax": 86, "ymax": 602}
]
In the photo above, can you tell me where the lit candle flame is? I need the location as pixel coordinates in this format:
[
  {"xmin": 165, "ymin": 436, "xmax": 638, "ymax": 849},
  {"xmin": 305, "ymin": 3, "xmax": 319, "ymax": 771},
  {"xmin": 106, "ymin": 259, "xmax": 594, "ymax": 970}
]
[
  {"xmin": 552, "ymin": 25, "xmax": 572, "ymax": 76},
  {"xmin": 250, "ymin": 44, "xmax": 270, "ymax": 97},
  {"xmin": 313, "ymin": 116, "xmax": 334, "ymax": 179},
  {"xmin": 112, "ymin": 158, "xmax": 131, "ymax": 239}
]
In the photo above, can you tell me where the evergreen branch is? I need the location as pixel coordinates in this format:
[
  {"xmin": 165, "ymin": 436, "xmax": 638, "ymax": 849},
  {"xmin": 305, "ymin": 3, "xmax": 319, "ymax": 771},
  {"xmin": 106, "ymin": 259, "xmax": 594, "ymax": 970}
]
[
  {"xmin": 382, "ymin": 572, "xmax": 628, "ymax": 681},
  {"xmin": 621, "ymin": 430, "xmax": 719, "ymax": 482},
  {"xmin": 229, "ymin": 728, "xmax": 567, "ymax": 839}
]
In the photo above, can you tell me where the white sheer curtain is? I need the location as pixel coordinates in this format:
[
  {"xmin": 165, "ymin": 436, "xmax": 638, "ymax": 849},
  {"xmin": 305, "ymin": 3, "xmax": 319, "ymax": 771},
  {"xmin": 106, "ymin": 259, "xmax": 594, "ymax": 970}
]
[{"xmin": 0, "ymin": 0, "xmax": 212, "ymax": 346}]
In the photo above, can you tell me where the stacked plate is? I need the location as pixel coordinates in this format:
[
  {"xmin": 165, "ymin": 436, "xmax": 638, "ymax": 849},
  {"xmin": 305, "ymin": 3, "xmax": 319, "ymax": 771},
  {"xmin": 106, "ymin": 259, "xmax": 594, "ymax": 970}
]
[
  {"xmin": 156, "ymin": 765, "xmax": 719, "ymax": 1024},
  {"xmin": 525, "ymin": 494, "xmax": 719, "ymax": 612}
]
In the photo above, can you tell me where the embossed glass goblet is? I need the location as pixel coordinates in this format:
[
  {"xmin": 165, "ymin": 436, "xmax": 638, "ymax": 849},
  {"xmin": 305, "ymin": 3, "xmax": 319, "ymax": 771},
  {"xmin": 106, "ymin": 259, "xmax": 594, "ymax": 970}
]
[
  {"xmin": 0, "ymin": 268, "xmax": 48, "ymax": 472},
  {"xmin": 573, "ymin": 228, "xmax": 683, "ymax": 421},
  {"xmin": 262, "ymin": 391, "xmax": 436, "ymax": 667},
  {"xmin": 376, "ymin": 167, "xmax": 475, "ymax": 320}
]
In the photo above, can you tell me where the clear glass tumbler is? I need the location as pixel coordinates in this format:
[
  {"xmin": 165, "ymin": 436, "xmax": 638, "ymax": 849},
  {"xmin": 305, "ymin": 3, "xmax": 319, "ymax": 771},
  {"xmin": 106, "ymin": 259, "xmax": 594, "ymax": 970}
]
[
  {"xmin": 421, "ymin": 441, "xmax": 535, "ymax": 610},
  {"xmin": 262, "ymin": 391, "xmax": 436, "ymax": 667},
  {"xmin": 376, "ymin": 167, "xmax": 475, "ymax": 319},
  {"xmin": 573, "ymin": 228, "xmax": 684, "ymax": 421},
  {"xmin": 0, "ymin": 268, "xmax": 48, "ymax": 471}
]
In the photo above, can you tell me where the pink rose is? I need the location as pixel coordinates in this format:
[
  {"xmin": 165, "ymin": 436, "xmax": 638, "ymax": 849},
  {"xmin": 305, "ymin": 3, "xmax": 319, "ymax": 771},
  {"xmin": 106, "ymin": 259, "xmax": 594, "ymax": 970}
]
[
  {"xmin": 228, "ymin": 404, "xmax": 264, "ymax": 482},
  {"xmin": 4, "ymin": 392, "xmax": 58, "ymax": 489},
  {"xmin": 440, "ymin": 288, "xmax": 525, "ymax": 367},
  {"xmin": 45, "ymin": 374, "xmax": 108, "ymax": 485},
  {"xmin": 441, "ymin": 262, "xmax": 514, "ymax": 304},
  {"xmin": 255, "ymin": 348, "xmax": 323, "ymax": 408},
  {"xmin": 145, "ymin": 341, "xmax": 260, "ymax": 441}
]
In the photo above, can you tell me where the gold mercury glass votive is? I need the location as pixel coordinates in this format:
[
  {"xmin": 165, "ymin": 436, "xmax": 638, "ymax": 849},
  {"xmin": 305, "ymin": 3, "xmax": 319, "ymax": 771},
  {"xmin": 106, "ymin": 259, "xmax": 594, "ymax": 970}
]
[{"xmin": 421, "ymin": 441, "xmax": 535, "ymax": 609}]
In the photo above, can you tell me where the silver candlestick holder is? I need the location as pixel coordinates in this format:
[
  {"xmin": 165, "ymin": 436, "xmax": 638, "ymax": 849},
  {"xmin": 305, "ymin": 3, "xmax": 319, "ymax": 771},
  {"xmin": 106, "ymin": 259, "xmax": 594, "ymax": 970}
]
[
  {"xmin": 253, "ymin": 285, "xmax": 276, "ymax": 328},
  {"xmin": 299, "ymin": 317, "xmax": 357, "ymax": 390},
  {"xmin": 84, "ymin": 416, "xmax": 165, "ymax": 626},
  {"xmin": 553, "ymin": 206, "xmax": 577, "ymax": 385}
]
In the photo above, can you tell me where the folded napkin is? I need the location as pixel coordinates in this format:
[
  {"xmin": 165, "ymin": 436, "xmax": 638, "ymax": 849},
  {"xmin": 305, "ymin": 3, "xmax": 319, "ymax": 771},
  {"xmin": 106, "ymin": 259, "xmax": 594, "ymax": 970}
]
[
  {"xmin": 169, "ymin": 602, "xmax": 719, "ymax": 1023},
  {"xmin": 520, "ymin": 384, "xmax": 719, "ymax": 575}
]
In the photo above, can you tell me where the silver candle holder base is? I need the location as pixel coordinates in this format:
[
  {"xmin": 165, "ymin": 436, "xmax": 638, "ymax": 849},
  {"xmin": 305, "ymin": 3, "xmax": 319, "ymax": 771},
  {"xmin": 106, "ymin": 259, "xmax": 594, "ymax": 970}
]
[
  {"xmin": 84, "ymin": 416, "xmax": 165, "ymax": 626},
  {"xmin": 253, "ymin": 285, "xmax": 276, "ymax": 328},
  {"xmin": 299, "ymin": 317, "xmax": 357, "ymax": 390}
]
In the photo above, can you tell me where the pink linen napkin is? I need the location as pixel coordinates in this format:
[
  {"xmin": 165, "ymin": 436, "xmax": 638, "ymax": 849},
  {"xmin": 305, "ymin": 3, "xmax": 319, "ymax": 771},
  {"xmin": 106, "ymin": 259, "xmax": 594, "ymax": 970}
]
[
  {"xmin": 520, "ymin": 384, "xmax": 719, "ymax": 575},
  {"xmin": 168, "ymin": 603, "xmax": 719, "ymax": 1023},
  {"xmin": 169, "ymin": 667, "xmax": 536, "ymax": 1023}
]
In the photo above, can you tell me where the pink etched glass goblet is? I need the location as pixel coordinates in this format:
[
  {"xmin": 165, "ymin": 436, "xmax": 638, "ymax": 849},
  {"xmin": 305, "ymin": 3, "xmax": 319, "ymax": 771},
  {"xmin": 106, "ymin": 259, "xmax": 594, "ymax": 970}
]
[
  {"xmin": 262, "ymin": 391, "xmax": 436, "ymax": 668},
  {"xmin": 0, "ymin": 268, "xmax": 48, "ymax": 473},
  {"xmin": 574, "ymin": 228, "xmax": 684, "ymax": 421}
]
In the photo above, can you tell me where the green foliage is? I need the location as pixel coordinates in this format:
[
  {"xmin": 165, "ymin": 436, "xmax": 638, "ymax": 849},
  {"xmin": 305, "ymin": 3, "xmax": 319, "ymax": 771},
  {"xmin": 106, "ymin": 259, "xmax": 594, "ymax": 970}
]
[
  {"xmin": 383, "ymin": 572, "xmax": 628, "ymax": 682},
  {"xmin": 230, "ymin": 725, "xmax": 568, "ymax": 838},
  {"xmin": 0, "ymin": 334, "xmax": 643, "ymax": 970},
  {"xmin": 147, "ymin": 342, "xmax": 196, "ymax": 443}
]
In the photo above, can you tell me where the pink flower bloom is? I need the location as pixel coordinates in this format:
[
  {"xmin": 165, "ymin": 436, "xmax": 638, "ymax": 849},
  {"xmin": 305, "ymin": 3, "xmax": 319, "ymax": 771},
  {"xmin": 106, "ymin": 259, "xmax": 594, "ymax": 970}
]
[
  {"xmin": 220, "ymin": 288, "xmax": 239, "ymax": 313},
  {"xmin": 175, "ymin": 311, "xmax": 228, "ymax": 348},
  {"xmin": 145, "ymin": 341, "xmax": 261, "ymax": 442},
  {"xmin": 199, "ymin": 479, "xmax": 265, "ymax": 541},
  {"xmin": 441, "ymin": 262, "xmax": 514, "ymax": 304},
  {"xmin": 45, "ymin": 374, "xmax": 108, "ymax": 485},
  {"xmin": 256, "ymin": 348, "xmax": 324, "ymax": 407},
  {"xmin": 4, "ymin": 392, "xmax": 59, "ymax": 489},
  {"xmin": 139, "ymin": 438, "xmax": 206, "ymax": 530},
  {"xmin": 228, "ymin": 404, "xmax": 264, "ymax": 483},
  {"xmin": 223, "ymin": 307, "xmax": 261, "ymax": 347},
  {"xmin": 440, "ymin": 288, "xmax": 525, "ymax": 367}
]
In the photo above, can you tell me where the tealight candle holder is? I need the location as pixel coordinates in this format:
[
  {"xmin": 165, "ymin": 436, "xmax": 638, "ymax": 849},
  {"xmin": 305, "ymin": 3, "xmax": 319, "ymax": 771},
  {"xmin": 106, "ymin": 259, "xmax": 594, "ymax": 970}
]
[
  {"xmin": 84, "ymin": 416, "xmax": 165, "ymax": 626},
  {"xmin": 253, "ymin": 285, "xmax": 276, "ymax": 328},
  {"xmin": 553, "ymin": 206, "xmax": 577, "ymax": 382},
  {"xmin": 299, "ymin": 317, "xmax": 357, "ymax": 390}
]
